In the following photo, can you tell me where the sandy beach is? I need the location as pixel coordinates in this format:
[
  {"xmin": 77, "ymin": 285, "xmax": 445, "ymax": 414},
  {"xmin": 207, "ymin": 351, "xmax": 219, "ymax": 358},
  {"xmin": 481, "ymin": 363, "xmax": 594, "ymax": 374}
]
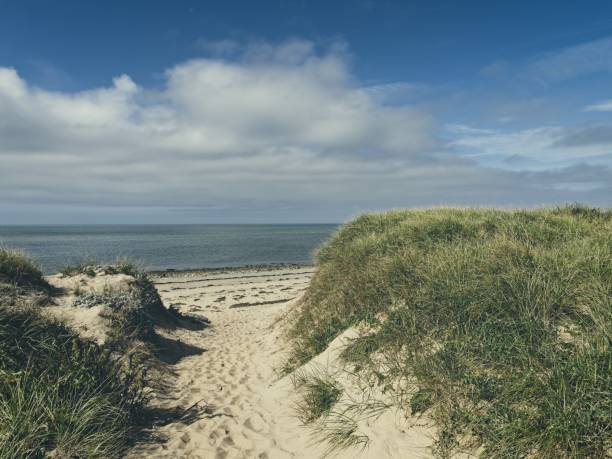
[{"xmin": 127, "ymin": 266, "xmax": 435, "ymax": 459}]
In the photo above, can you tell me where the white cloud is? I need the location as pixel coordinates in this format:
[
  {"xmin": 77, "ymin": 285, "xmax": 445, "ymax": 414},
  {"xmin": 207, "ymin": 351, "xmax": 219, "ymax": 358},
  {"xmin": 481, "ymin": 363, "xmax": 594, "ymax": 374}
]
[
  {"xmin": 526, "ymin": 36, "xmax": 612, "ymax": 83},
  {"xmin": 447, "ymin": 123, "xmax": 612, "ymax": 172},
  {"xmin": 584, "ymin": 99, "xmax": 612, "ymax": 112},
  {"xmin": 0, "ymin": 41, "xmax": 610, "ymax": 223},
  {"xmin": 445, "ymin": 124, "xmax": 496, "ymax": 136}
]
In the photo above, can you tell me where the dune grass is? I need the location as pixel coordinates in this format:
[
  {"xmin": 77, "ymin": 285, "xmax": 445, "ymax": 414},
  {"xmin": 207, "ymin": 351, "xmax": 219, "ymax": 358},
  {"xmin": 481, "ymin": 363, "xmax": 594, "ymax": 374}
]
[
  {"xmin": 286, "ymin": 205, "xmax": 611, "ymax": 458},
  {"xmin": 0, "ymin": 250, "xmax": 150, "ymax": 458},
  {"xmin": 292, "ymin": 369, "xmax": 344, "ymax": 424},
  {"xmin": 0, "ymin": 305, "xmax": 146, "ymax": 458},
  {"xmin": 60, "ymin": 256, "xmax": 142, "ymax": 277},
  {"xmin": 0, "ymin": 248, "xmax": 49, "ymax": 290}
]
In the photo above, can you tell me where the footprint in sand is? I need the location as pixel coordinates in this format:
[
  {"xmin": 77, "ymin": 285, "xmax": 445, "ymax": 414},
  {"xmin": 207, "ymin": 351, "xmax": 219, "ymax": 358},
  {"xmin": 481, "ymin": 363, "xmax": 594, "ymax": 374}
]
[{"xmin": 244, "ymin": 413, "xmax": 266, "ymax": 433}]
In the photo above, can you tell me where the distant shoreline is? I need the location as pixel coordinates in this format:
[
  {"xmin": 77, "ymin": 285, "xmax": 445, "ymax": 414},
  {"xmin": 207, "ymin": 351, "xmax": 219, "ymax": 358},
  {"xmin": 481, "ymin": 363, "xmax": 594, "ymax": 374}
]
[{"xmin": 147, "ymin": 262, "xmax": 314, "ymax": 276}]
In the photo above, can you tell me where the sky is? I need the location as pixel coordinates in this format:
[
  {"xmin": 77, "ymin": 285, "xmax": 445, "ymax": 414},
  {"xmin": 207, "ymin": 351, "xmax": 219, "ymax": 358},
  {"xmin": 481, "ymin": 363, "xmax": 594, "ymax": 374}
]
[{"xmin": 1, "ymin": 0, "xmax": 611, "ymax": 224}]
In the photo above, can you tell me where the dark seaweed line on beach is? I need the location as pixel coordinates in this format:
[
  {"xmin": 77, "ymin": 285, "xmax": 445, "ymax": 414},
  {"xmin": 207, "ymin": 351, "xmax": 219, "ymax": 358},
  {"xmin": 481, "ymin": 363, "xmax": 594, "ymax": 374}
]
[{"xmin": 153, "ymin": 270, "xmax": 316, "ymax": 285}]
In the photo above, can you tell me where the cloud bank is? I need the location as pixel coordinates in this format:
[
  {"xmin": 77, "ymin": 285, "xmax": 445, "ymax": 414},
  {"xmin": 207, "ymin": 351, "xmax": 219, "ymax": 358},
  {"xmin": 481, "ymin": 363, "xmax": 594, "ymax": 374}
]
[{"xmin": 0, "ymin": 41, "xmax": 610, "ymax": 223}]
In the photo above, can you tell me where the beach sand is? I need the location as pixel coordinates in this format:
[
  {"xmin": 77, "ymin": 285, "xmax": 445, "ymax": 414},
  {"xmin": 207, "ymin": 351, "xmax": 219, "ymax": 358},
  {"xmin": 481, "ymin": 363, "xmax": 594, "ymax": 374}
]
[{"xmin": 127, "ymin": 266, "xmax": 436, "ymax": 459}]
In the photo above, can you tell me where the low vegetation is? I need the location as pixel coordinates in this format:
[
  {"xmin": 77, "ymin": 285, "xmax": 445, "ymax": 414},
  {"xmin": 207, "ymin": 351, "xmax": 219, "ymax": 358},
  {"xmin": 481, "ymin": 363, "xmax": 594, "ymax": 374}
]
[
  {"xmin": 0, "ymin": 249, "xmax": 158, "ymax": 458},
  {"xmin": 0, "ymin": 247, "xmax": 50, "ymax": 290},
  {"xmin": 0, "ymin": 306, "xmax": 146, "ymax": 458},
  {"xmin": 74, "ymin": 282, "xmax": 157, "ymax": 353},
  {"xmin": 72, "ymin": 273, "xmax": 203, "ymax": 360},
  {"xmin": 292, "ymin": 369, "xmax": 343, "ymax": 424},
  {"xmin": 287, "ymin": 205, "xmax": 611, "ymax": 457},
  {"xmin": 60, "ymin": 256, "xmax": 141, "ymax": 277}
]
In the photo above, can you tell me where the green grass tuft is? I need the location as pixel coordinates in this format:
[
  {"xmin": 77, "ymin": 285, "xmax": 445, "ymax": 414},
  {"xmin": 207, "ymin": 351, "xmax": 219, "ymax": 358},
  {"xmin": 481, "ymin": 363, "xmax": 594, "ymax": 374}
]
[
  {"xmin": 287, "ymin": 205, "xmax": 612, "ymax": 457},
  {"xmin": 59, "ymin": 257, "xmax": 99, "ymax": 277},
  {"xmin": 0, "ymin": 305, "xmax": 146, "ymax": 458},
  {"xmin": 60, "ymin": 256, "xmax": 142, "ymax": 278},
  {"xmin": 292, "ymin": 370, "xmax": 343, "ymax": 424},
  {"xmin": 104, "ymin": 257, "xmax": 143, "ymax": 277},
  {"xmin": 0, "ymin": 248, "xmax": 49, "ymax": 291}
]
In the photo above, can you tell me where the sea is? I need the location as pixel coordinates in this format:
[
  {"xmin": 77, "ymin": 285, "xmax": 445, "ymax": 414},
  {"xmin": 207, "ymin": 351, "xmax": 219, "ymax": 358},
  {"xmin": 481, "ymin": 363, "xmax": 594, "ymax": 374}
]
[{"xmin": 0, "ymin": 224, "xmax": 338, "ymax": 274}]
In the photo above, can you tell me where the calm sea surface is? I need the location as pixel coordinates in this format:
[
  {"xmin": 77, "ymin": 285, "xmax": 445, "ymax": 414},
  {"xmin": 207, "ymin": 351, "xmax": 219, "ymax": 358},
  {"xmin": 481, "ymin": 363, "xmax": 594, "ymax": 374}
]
[{"xmin": 0, "ymin": 225, "xmax": 338, "ymax": 274}]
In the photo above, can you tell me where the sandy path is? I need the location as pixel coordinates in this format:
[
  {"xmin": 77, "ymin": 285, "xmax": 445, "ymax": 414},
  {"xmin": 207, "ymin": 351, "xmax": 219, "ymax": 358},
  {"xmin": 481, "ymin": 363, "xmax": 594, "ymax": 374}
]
[
  {"xmin": 128, "ymin": 266, "xmax": 435, "ymax": 459},
  {"xmin": 129, "ymin": 266, "xmax": 320, "ymax": 458}
]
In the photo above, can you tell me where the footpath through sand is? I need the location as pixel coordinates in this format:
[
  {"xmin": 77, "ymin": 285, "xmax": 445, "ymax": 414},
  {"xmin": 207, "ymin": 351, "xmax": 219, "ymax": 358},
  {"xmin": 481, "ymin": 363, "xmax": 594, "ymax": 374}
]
[{"xmin": 128, "ymin": 266, "xmax": 435, "ymax": 459}]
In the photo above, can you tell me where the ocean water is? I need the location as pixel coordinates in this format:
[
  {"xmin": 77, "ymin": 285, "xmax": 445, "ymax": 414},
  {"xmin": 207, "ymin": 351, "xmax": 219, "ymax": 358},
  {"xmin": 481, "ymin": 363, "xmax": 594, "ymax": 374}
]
[{"xmin": 0, "ymin": 224, "xmax": 338, "ymax": 274}]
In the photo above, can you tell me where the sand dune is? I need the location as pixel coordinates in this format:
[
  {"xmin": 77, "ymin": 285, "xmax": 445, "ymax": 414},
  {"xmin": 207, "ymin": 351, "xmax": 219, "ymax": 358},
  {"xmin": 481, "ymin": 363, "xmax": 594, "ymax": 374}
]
[{"xmin": 128, "ymin": 266, "xmax": 435, "ymax": 458}]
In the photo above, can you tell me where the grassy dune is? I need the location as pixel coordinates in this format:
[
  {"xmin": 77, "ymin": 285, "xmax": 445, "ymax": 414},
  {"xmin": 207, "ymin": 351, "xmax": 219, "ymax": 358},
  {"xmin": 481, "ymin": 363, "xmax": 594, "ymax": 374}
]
[
  {"xmin": 0, "ymin": 250, "xmax": 147, "ymax": 458},
  {"xmin": 287, "ymin": 206, "xmax": 611, "ymax": 457}
]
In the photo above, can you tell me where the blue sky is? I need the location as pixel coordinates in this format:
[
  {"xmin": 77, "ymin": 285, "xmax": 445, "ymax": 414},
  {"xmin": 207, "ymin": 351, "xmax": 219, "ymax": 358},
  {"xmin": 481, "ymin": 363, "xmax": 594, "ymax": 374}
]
[
  {"xmin": 1, "ymin": 0, "xmax": 611, "ymax": 223},
  {"xmin": 4, "ymin": 0, "xmax": 612, "ymax": 90}
]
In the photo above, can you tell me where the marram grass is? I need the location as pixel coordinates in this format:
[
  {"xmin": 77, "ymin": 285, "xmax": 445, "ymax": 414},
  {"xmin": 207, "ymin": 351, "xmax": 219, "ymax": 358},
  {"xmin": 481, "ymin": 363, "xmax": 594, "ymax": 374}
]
[
  {"xmin": 286, "ymin": 205, "xmax": 611, "ymax": 458},
  {"xmin": 0, "ymin": 248, "xmax": 49, "ymax": 290},
  {"xmin": 0, "ymin": 249, "xmax": 147, "ymax": 458},
  {"xmin": 0, "ymin": 305, "xmax": 146, "ymax": 458}
]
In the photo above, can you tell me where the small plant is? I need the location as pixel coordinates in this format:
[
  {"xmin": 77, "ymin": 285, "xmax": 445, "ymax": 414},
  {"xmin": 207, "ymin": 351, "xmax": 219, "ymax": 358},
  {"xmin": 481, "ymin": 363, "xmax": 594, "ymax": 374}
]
[
  {"xmin": 409, "ymin": 388, "xmax": 434, "ymax": 415},
  {"xmin": 293, "ymin": 369, "xmax": 343, "ymax": 424},
  {"xmin": 59, "ymin": 257, "xmax": 98, "ymax": 277},
  {"xmin": 104, "ymin": 257, "xmax": 142, "ymax": 277},
  {"xmin": 308, "ymin": 410, "xmax": 369, "ymax": 455}
]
